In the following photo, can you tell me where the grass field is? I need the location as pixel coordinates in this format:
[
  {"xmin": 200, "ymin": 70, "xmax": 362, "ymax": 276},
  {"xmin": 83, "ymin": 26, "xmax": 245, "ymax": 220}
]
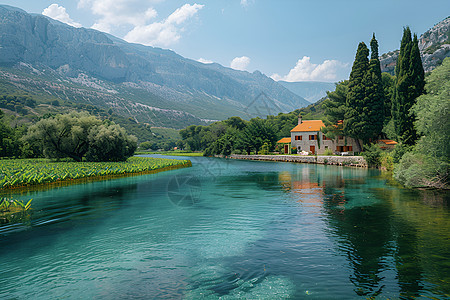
[{"xmin": 0, "ymin": 157, "xmax": 191, "ymax": 190}]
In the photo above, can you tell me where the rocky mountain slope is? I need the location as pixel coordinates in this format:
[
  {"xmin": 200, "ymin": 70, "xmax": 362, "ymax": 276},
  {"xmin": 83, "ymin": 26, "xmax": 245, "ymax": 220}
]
[
  {"xmin": 278, "ymin": 81, "xmax": 336, "ymax": 103},
  {"xmin": 0, "ymin": 5, "xmax": 310, "ymax": 129},
  {"xmin": 380, "ymin": 16, "xmax": 450, "ymax": 74}
]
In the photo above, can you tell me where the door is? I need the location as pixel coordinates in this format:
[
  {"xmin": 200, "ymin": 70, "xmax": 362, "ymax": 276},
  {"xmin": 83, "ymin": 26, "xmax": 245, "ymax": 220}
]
[
  {"xmin": 310, "ymin": 146, "xmax": 315, "ymax": 154},
  {"xmin": 284, "ymin": 144, "xmax": 289, "ymax": 154}
]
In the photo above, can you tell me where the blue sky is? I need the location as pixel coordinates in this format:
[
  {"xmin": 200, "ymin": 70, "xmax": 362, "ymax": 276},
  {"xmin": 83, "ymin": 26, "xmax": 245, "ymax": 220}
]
[{"xmin": 3, "ymin": 0, "xmax": 449, "ymax": 82}]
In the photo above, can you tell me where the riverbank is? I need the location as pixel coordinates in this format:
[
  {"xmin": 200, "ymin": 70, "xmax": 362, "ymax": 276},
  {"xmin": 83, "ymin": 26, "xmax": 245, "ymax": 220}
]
[
  {"xmin": 0, "ymin": 157, "xmax": 191, "ymax": 191},
  {"xmin": 229, "ymin": 154, "xmax": 368, "ymax": 167},
  {"xmin": 135, "ymin": 151, "xmax": 204, "ymax": 157}
]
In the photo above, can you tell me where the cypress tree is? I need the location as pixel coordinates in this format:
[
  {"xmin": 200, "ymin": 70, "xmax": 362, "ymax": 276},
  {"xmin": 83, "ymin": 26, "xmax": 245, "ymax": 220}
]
[
  {"xmin": 365, "ymin": 33, "xmax": 385, "ymax": 140},
  {"xmin": 410, "ymin": 34, "xmax": 425, "ymax": 99},
  {"xmin": 392, "ymin": 27, "xmax": 424, "ymax": 145},
  {"xmin": 344, "ymin": 42, "xmax": 369, "ymax": 148}
]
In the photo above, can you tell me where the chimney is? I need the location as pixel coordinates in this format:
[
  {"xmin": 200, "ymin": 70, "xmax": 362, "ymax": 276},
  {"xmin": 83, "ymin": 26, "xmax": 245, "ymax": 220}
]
[{"xmin": 298, "ymin": 114, "xmax": 302, "ymax": 125}]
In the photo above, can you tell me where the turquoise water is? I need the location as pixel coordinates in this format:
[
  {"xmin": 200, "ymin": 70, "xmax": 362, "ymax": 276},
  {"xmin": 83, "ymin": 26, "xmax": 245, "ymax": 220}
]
[{"xmin": 0, "ymin": 156, "xmax": 449, "ymax": 299}]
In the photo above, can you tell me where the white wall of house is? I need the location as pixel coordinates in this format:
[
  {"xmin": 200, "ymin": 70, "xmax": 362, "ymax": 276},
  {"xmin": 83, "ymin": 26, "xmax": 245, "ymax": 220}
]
[{"xmin": 291, "ymin": 132, "xmax": 361, "ymax": 154}]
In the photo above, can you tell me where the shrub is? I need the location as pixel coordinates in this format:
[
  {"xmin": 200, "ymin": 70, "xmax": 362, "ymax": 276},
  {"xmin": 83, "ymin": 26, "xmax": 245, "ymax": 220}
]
[
  {"xmin": 324, "ymin": 148, "xmax": 333, "ymax": 156},
  {"xmin": 394, "ymin": 152, "xmax": 449, "ymax": 189},
  {"xmin": 361, "ymin": 144, "xmax": 383, "ymax": 167},
  {"xmin": 380, "ymin": 152, "xmax": 394, "ymax": 172},
  {"xmin": 291, "ymin": 147, "xmax": 298, "ymax": 154}
]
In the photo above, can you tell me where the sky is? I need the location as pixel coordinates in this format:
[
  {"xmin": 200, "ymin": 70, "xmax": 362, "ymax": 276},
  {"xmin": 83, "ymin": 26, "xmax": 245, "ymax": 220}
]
[{"xmin": 3, "ymin": 0, "xmax": 449, "ymax": 82}]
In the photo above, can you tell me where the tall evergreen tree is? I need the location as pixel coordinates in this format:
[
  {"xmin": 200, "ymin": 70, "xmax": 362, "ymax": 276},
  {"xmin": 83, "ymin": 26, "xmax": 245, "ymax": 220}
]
[
  {"xmin": 344, "ymin": 42, "xmax": 369, "ymax": 148},
  {"xmin": 392, "ymin": 27, "xmax": 425, "ymax": 145},
  {"xmin": 410, "ymin": 34, "xmax": 425, "ymax": 99},
  {"xmin": 365, "ymin": 34, "xmax": 385, "ymax": 139}
]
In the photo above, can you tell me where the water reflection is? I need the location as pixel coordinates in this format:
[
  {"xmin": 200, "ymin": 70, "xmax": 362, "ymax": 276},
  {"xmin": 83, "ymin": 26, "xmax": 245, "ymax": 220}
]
[
  {"xmin": 273, "ymin": 164, "xmax": 450, "ymax": 298},
  {"xmin": 0, "ymin": 158, "xmax": 449, "ymax": 299},
  {"xmin": 318, "ymin": 169, "xmax": 449, "ymax": 298}
]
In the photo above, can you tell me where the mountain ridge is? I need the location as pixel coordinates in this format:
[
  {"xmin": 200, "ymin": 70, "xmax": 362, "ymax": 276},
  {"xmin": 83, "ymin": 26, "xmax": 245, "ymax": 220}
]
[{"xmin": 0, "ymin": 4, "xmax": 310, "ymax": 128}]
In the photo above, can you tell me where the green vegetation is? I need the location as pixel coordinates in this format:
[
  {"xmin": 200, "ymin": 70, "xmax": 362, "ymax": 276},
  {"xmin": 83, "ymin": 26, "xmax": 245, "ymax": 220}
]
[
  {"xmin": 22, "ymin": 112, "xmax": 137, "ymax": 162},
  {"xmin": 344, "ymin": 35, "xmax": 384, "ymax": 145},
  {"xmin": 0, "ymin": 197, "xmax": 33, "ymax": 225},
  {"xmin": 394, "ymin": 58, "xmax": 449, "ymax": 189},
  {"xmin": 178, "ymin": 102, "xmax": 326, "ymax": 156},
  {"xmin": 392, "ymin": 27, "xmax": 425, "ymax": 146},
  {"xmin": 0, "ymin": 198, "xmax": 32, "ymax": 213},
  {"xmin": 0, "ymin": 157, "xmax": 191, "ymax": 189},
  {"xmin": 135, "ymin": 151, "xmax": 204, "ymax": 157}
]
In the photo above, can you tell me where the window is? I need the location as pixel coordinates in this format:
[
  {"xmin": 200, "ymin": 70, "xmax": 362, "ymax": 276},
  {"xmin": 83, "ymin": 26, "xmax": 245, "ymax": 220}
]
[
  {"xmin": 325, "ymin": 146, "xmax": 329, "ymax": 149},
  {"xmin": 309, "ymin": 135, "xmax": 316, "ymax": 140},
  {"xmin": 348, "ymin": 146, "xmax": 353, "ymax": 151},
  {"xmin": 295, "ymin": 135, "xmax": 302, "ymax": 140}
]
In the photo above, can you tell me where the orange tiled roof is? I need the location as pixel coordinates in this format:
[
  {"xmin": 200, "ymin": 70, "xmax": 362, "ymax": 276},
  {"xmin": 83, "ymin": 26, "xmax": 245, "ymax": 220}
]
[
  {"xmin": 277, "ymin": 137, "xmax": 291, "ymax": 143},
  {"xmin": 291, "ymin": 120, "xmax": 325, "ymax": 132},
  {"xmin": 378, "ymin": 139, "xmax": 398, "ymax": 145}
]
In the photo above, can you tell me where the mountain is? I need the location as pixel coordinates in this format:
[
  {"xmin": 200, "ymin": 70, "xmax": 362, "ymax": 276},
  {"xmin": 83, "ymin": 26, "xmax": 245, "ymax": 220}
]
[
  {"xmin": 278, "ymin": 81, "xmax": 336, "ymax": 103},
  {"xmin": 0, "ymin": 5, "xmax": 310, "ymax": 129},
  {"xmin": 380, "ymin": 16, "xmax": 450, "ymax": 74}
]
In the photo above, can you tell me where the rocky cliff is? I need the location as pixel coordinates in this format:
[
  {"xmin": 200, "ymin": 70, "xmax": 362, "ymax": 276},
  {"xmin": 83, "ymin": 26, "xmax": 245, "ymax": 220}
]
[{"xmin": 380, "ymin": 16, "xmax": 450, "ymax": 74}]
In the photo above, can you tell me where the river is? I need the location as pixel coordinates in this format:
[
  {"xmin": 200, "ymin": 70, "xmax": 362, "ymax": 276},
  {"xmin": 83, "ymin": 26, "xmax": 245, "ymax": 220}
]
[{"xmin": 0, "ymin": 155, "xmax": 449, "ymax": 299}]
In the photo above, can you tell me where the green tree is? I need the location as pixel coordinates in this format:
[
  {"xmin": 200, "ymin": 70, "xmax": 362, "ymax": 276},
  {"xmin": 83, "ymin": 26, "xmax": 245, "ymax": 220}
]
[
  {"xmin": 23, "ymin": 112, "xmax": 136, "ymax": 162},
  {"xmin": 321, "ymin": 80, "xmax": 348, "ymax": 139},
  {"xmin": 243, "ymin": 118, "xmax": 277, "ymax": 154},
  {"xmin": 365, "ymin": 34, "xmax": 385, "ymax": 139},
  {"xmin": 381, "ymin": 73, "xmax": 395, "ymax": 122},
  {"xmin": 86, "ymin": 123, "xmax": 137, "ymax": 162},
  {"xmin": 392, "ymin": 27, "xmax": 425, "ymax": 146},
  {"xmin": 322, "ymin": 80, "xmax": 349, "ymax": 124},
  {"xmin": 394, "ymin": 58, "xmax": 449, "ymax": 188},
  {"xmin": 0, "ymin": 110, "xmax": 17, "ymax": 157},
  {"xmin": 344, "ymin": 42, "xmax": 369, "ymax": 147}
]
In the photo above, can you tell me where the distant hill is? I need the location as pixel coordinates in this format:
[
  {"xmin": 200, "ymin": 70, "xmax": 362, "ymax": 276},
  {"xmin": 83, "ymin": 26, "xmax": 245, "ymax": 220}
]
[
  {"xmin": 0, "ymin": 4, "xmax": 310, "ymax": 130},
  {"xmin": 278, "ymin": 81, "xmax": 336, "ymax": 103},
  {"xmin": 380, "ymin": 16, "xmax": 450, "ymax": 74}
]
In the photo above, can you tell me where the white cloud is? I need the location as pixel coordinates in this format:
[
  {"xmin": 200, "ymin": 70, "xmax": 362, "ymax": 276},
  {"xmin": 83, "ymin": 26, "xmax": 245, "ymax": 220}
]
[
  {"xmin": 271, "ymin": 56, "xmax": 349, "ymax": 82},
  {"xmin": 198, "ymin": 58, "xmax": 213, "ymax": 64},
  {"xmin": 240, "ymin": 0, "xmax": 254, "ymax": 7},
  {"xmin": 124, "ymin": 3, "xmax": 204, "ymax": 47},
  {"xmin": 42, "ymin": 4, "xmax": 82, "ymax": 28},
  {"xmin": 230, "ymin": 56, "xmax": 250, "ymax": 71},
  {"xmin": 78, "ymin": 0, "xmax": 160, "ymax": 33}
]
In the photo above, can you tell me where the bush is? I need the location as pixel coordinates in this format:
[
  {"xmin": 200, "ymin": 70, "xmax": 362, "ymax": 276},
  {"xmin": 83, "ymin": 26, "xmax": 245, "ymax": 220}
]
[
  {"xmin": 324, "ymin": 148, "xmax": 333, "ymax": 156},
  {"xmin": 260, "ymin": 142, "xmax": 269, "ymax": 155},
  {"xmin": 380, "ymin": 152, "xmax": 394, "ymax": 172},
  {"xmin": 361, "ymin": 144, "xmax": 383, "ymax": 167},
  {"xmin": 291, "ymin": 147, "xmax": 298, "ymax": 154},
  {"xmin": 394, "ymin": 152, "xmax": 449, "ymax": 189}
]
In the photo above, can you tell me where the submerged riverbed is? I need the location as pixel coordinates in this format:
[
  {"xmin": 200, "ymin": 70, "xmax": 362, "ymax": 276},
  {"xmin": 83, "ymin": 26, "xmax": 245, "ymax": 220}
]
[{"xmin": 0, "ymin": 155, "xmax": 449, "ymax": 299}]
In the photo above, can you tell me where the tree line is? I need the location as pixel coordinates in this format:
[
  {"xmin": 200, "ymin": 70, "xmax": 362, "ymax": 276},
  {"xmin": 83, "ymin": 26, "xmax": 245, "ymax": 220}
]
[
  {"xmin": 178, "ymin": 27, "xmax": 447, "ymax": 188},
  {"xmin": 0, "ymin": 111, "xmax": 137, "ymax": 162}
]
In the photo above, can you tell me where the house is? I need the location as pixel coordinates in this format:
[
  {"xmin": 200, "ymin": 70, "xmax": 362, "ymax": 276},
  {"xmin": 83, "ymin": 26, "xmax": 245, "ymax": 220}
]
[
  {"xmin": 276, "ymin": 137, "xmax": 291, "ymax": 154},
  {"xmin": 376, "ymin": 139, "xmax": 398, "ymax": 150},
  {"xmin": 277, "ymin": 115, "xmax": 362, "ymax": 155}
]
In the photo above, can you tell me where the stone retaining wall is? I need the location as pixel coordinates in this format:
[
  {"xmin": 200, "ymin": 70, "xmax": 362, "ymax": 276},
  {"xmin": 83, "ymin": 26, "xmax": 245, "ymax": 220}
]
[{"xmin": 229, "ymin": 154, "xmax": 368, "ymax": 168}]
